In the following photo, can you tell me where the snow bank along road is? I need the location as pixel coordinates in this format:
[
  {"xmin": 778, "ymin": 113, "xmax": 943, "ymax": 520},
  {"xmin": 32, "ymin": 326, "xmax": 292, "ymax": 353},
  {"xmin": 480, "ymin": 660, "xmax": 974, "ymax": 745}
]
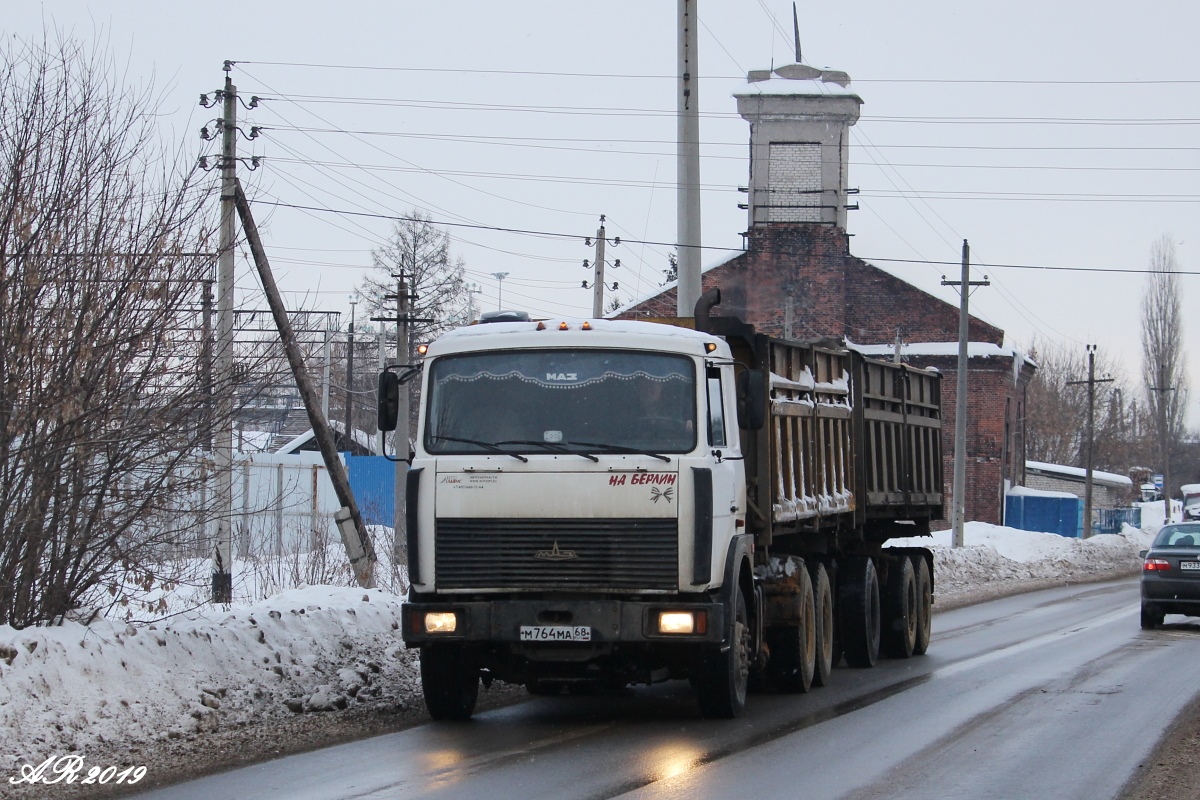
[
  {"xmin": 0, "ymin": 524, "xmax": 1151, "ymax": 772},
  {"xmin": 115, "ymin": 577, "xmax": 1200, "ymax": 800}
]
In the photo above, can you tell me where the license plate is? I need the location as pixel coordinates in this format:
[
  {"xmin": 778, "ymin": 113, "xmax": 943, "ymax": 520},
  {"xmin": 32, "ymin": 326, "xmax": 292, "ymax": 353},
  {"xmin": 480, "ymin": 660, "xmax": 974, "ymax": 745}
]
[
  {"xmin": 1180, "ymin": 561, "xmax": 1200, "ymax": 571},
  {"xmin": 519, "ymin": 625, "xmax": 592, "ymax": 642}
]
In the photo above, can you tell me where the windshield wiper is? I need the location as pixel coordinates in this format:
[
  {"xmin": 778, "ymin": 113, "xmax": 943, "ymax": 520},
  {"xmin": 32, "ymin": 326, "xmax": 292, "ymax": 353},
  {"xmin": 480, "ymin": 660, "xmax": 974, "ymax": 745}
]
[
  {"xmin": 565, "ymin": 440, "xmax": 671, "ymax": 463},
  {"xmin": 495, "ymin": 440, "xmax": 599, "ymax": 462},
  {"xmin": 429, "ymin": 435, "xmax": 528, "ymax": 462}
]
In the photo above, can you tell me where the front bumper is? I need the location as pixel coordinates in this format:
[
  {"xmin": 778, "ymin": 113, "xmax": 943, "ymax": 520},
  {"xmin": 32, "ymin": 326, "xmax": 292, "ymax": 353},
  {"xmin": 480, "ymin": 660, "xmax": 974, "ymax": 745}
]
[{"xmin": 401, "ymin": 597, "xmax": 725, "ymax": 646}]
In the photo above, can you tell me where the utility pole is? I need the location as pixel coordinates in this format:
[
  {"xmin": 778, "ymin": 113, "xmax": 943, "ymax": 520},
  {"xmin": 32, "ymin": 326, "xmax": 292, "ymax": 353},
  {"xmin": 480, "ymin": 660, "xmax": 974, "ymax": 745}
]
[
  {"xmin": 592, "ymin": 216, "xmax": 607, "ymax": 318},
  {"xmin": 584, "ymin": 215, "xmax": 619, "ymax": 317},
  {"xmin": 1151, "ymin": 364, "xmax": 1176, "ymax": 524},
  {"xmin": 377, "ymin": 323, "xmax": 386, "ymax": 455},
  {"xmin": 942, "ymin": 240, "xmax": 989, "ymax": 548},
  {"xmin": 1067, "ymin": 345, "xmax": 1112, "ymax": 537},
  {"xmin": 211, "ymin": 66, "xmax": 237, "ymax": 603},
  {"xmin": 345, "ymin": 295, "xmax": 357, "ymax": 448},
  {"xmin": 200, "ymin": 279, "xmax": 214, "ymax": 450},
  {"xmin": 394, "ymin": 272, "xmax": 411, "ymax": 581},
  {"xmin": 234, "ymin": 181, "xmax": 377, "ymax": 587},
  {"xmin": 676, "ymin": 0, "xmax": 702, "ymax": 317},
  {"xmin": 321, "ymin": 325, "xmax": 332, "ymax": 420}
]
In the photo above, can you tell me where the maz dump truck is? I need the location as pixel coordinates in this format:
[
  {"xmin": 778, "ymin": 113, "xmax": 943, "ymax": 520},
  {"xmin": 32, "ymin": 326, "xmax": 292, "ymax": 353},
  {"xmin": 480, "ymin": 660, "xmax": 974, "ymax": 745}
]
[{"xmin": 377, "ymin": 289, "xmax": 943, "ymax": 719}]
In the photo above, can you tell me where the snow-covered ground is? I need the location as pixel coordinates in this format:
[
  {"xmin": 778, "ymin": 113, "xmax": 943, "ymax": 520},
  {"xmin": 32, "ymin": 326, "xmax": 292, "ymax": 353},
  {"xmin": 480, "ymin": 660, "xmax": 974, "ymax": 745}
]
[{"xmin": 0, "ymin": 518, "xmax": 1161, "ymax": 780}]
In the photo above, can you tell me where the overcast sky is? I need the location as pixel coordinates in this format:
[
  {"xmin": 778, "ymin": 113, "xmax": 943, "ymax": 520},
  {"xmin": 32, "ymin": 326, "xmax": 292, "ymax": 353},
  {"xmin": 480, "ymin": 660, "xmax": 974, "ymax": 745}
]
[{"xmin": 10, "ymin": 1, "xmax": 1200, "ymax": 415}]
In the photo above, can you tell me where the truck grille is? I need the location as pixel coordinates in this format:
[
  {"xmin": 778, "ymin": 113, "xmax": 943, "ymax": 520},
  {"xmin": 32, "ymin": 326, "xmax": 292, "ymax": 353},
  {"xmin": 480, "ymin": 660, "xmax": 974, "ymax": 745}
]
[{"xmin": 435, "ymin": 518, "xmax": 678, "ymax": 590}]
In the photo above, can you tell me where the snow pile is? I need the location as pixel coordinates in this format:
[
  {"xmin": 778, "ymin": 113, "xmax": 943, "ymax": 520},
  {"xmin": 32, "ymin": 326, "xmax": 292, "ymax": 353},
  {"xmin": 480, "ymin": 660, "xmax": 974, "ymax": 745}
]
[
  {"xmin": 0, "ymin": 520, "xmax": 1159, "ymax": 771},
  {"xmin": 0, "ymin": 586, "xmax": 416, "ymax": 773},
  {"xmin": 888, "ymin": 521, "xmax": 1154, "ymax": 603}
]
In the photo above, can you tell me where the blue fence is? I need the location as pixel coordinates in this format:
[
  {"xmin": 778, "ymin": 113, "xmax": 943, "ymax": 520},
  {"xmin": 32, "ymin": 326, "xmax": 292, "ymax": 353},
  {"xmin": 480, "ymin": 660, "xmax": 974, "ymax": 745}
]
[
  {"xmin": 1093, "ymin": 507, "xmax": 1141, "ymax": 535},
  {"xmin": 346, "ymin": 455, "xmax": 398, "ymax": 526}
]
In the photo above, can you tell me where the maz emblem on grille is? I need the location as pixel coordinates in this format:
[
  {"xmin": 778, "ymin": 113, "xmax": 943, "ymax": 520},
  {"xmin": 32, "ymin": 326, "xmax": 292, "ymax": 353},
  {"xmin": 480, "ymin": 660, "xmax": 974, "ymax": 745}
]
[{"xmin": 534, "ymin": 541, "xmax": 578, "ymax": 561}]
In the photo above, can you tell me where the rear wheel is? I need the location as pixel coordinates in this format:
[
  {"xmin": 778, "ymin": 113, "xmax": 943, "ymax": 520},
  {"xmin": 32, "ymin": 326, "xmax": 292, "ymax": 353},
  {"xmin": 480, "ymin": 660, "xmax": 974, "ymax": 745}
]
[
  {"xmin": 809, "ymin": 562, "xmax": 835, "ymax": 687},
  {"xmin": 911, "ymin": 555, "xmax": 933, "ymax": 656},
  {"xmin": 882, "ymin": 557, "xmax": 917, "ymax": 659},
  {"xmin": 768, "ymin": 564, "xmax": 816, "ymax": 693},
  {"xmin": 1140, "ymin": 602, "xmax": 1164, "ymax": 630},
  {"xmin": 420, "ymin": 645, "xmax": 479, "ymax": 721},
  {"xmin": 695, "ymin": 589, "xmax": 750, "ymax": 718},
  {"xmin": 839, "ymin": 556, "xmax": 880, "ymax": 668}
]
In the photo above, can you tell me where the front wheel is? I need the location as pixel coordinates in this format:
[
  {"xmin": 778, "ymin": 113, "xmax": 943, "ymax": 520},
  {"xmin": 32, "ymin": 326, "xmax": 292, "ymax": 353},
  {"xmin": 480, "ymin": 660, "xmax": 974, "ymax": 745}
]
[
  {"xmin": 695, "ymin": 589, "xmax": 750, "ymax": 718},
  {"xmin": 421, "ymin": 645, "xmax": 479, "ymax": 721}
]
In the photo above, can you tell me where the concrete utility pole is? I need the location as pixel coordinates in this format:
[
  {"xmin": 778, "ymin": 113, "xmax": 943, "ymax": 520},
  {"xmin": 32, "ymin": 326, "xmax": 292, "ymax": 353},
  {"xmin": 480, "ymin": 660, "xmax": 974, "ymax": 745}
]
[
  {"xmin": 345, "ymin": 295, "xmax": 357, "ymax": 447},
  {"xmin": 1067, "ymin": 345, "xmax": 1113, "ymax": 537},
  {"xmin": 395, "ymin": 272, "xmax": 411, "ymax": 580},
  {"xmin": 320, "ymin": 326, "xmax": 332, "ymax": 420},
  {"xmin": 212, "ymin": 68, "xmax": 237, "ymax": 603},
  {"xmin": 942, "ymin": 240, "xmax": 989, "ymax": 548},
  {"xmin": 592, "ymin": 216, "xmax": 607, "ymax": 318},
  {"xmin": 676, "ymin": 0, "xmax": 702, "ymax": 317},
  {"xmin": 234, "ymin": 181, "xmax": 377, "ymax": 588},
  {"xmin": 377, "ymin": 324, "xmax": 386, "ymax": 455}
]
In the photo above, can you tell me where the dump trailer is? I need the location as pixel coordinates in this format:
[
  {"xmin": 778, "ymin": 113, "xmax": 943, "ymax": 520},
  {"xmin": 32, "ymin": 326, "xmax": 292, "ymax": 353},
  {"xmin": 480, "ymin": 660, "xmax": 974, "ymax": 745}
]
[{"xmin": 379, "ymin": 289, "xmax": 942, "ymax": 719}]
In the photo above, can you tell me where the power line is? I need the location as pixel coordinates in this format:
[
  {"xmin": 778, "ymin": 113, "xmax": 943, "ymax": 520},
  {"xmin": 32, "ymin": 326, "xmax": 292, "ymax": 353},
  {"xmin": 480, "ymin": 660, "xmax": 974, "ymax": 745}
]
[
  {"xmin": 249, "ymin": 197, "xmax": 1200, "ymax": 276},
  {"xmin": 233, "ymin": 61, "xmax": 1200, "ymax": 85}
]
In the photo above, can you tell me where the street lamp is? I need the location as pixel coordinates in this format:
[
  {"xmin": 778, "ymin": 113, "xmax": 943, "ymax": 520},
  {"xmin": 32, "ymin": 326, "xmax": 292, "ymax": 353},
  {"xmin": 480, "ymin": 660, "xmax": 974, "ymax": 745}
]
[{"xmin": 490, "ymin": 272, "xmax": 510, "ymax": 310}]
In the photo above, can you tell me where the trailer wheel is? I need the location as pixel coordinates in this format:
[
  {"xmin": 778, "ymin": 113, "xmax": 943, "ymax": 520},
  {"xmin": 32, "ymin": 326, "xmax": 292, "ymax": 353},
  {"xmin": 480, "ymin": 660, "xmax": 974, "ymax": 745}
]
[
  {"xmin": 839, "ymin": 556, "xmax": 880, "ymax": 668},
  {"xmin": 809, "ymin": 562, "xmax": 835, "ymax": 687},
  {"xmin": 695, "ymin": 589, "xmax": 750, "ymax": 718},
  {"xmin": 420, "ymin": 644, "xmax": 479, "ymax": 721},
  {"xmin": 882, "ymin": 557, "xmax": 917, "ymax": 659},
  {"xmin": 768, "ymin": 564, "xmax": 816, "ymax": 693},
  {"xmin": 911, "ymin": 555, "xmax": 933, "ymax": 655}
]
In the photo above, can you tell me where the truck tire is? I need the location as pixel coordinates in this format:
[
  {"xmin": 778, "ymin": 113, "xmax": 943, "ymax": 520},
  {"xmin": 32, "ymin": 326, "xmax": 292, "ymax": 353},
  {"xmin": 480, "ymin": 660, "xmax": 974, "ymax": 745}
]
[
  {"xmin": 809, "ymin": 562, "xmax": 835, "ymax": 687},
  {"xmin": 695, "ymin": 589, "xmax": 750, "ymax": 718},
  {"xmin": 912, "ymin": 555, "xmax": 932, "ymax": 655},
  {"xmin": 420, "ymin": 644, "xmax": 479, "ymax": 721},
  {"xmin": 882, "ymin": 557, "xmax": 917, "ymax": 659},
  {"xmin": 768, "ymin": 564, "xmax": 816, "ymax": 693},
  {"xmin": 839, "ymin": 556, "xmax": 880, "ymax": 668}
]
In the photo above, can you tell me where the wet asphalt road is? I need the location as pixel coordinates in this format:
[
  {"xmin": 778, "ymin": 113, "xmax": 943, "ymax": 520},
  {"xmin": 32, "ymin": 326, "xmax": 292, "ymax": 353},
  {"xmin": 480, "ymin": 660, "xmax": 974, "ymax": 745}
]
[{"xmin": 132, "ymin": 577, "xmax": 1200, "ymax": 800}]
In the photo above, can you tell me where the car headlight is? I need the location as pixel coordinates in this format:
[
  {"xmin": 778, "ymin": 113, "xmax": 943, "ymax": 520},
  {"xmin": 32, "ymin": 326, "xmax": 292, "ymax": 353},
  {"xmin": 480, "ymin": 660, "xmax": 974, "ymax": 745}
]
[{"xmin": 424, "ymin": 611, "xmax": 458, "ymax": 633}]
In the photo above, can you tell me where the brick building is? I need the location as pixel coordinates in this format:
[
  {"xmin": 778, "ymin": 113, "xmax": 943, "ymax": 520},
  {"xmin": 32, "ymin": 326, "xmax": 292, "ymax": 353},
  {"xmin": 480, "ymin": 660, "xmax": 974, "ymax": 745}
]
[{"xmin": 616, "ymin": 63, "xmax": 1035, "ymax": 525}]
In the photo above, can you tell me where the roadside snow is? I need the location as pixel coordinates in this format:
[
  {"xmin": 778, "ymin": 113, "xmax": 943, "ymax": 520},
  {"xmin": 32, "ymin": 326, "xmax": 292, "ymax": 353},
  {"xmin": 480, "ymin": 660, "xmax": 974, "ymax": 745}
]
[{"xmin": 0, "ymin": 520, "xmax": 1160, "ymax": 778}]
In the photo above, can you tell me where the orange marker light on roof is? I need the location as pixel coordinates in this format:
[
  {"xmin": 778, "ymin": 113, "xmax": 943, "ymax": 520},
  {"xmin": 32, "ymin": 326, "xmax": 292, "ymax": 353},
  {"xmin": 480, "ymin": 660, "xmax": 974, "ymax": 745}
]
[
  {"xmin": 704, "ymin": 343, "xmax": 718, "ymax": 353},
  {"xmin": 416, "ymin": 343, "xmax": 429, "ymax": 356},
  {"xmin": 559, "ymin": 321, "xmax": 569, "ymax": 330},
  {"xmin": 582, "ymin": 321, "xmax": 592, "ymax": 330},
  {"xmin": 536, "ymin": 321, "xmax": 546, "ymax": 331}
]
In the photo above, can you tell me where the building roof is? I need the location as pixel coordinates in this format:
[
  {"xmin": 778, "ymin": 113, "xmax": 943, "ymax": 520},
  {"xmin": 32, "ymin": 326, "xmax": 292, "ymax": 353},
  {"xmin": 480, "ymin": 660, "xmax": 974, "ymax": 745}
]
[{"xmin": 1026, "ymin": 460, "xmax": 1133, "ymax": 487}]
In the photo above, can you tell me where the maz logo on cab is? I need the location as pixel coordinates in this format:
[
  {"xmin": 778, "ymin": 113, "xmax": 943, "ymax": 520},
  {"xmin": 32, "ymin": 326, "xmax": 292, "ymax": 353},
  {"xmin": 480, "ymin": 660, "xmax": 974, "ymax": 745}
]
[{"xmin": 534, "ymin": 541, "xmax": 578, "ymax": 561}]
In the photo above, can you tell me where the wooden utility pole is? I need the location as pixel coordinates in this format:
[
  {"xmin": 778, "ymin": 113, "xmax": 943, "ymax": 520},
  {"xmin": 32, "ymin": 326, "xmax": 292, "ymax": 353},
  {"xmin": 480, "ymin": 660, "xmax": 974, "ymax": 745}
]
[
  {"xmin": 1067, "ymin": 345, "xmax": 1112, "ymax": 537},
  {"xmin": 234, "ymin": 181, "xmax": 377, "ymax": 588},
  {"xmin": 942, "ymin": 240, "xmax": 989, "ymax": 548}
]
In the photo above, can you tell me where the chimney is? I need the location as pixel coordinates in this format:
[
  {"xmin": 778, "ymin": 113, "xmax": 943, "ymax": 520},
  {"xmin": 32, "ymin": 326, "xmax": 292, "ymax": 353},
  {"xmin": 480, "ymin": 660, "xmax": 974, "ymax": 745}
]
[{"xmin": 734, "ymin": 64, "xmax": 862, "ymax": 230}]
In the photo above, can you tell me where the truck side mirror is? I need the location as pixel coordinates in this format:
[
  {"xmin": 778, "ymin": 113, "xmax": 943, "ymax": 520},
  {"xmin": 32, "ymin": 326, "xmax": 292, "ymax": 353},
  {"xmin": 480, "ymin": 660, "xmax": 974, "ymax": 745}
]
[
  {"xmin": 737, "ymin": 369, "xmax": 767, "ymax": 430},
  {"xmin": 377, "ymin": 371, "xmax": 400, "ymax": 432}
]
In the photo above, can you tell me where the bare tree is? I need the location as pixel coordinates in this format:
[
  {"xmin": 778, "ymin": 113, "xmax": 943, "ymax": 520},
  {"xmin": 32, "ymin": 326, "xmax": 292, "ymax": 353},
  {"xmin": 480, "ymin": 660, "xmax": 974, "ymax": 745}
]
[
  {"xmin": 359, "ymin": 211, "xmax": 469, "ymax": 345},
  {"xmin": 0, "ymin": 34, "xmax": 222, "ymax": 627},
  {"xmin": 1141, "ymin": 235, "xmax": 1190, "ymax": 496}
]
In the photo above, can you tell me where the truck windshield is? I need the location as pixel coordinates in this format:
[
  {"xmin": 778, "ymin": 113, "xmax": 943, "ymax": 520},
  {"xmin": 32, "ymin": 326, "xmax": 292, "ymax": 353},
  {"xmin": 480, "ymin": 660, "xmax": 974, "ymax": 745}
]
[{"xmin": 425, "ymin": 349, "xmax": 696, "ymax": 455}]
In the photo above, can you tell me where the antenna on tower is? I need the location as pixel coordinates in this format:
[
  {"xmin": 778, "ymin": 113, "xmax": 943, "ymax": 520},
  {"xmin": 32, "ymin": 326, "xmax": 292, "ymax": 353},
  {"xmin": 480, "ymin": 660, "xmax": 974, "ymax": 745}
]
[{"xmin": 793, "ymin": 2, "xmax": 802, "ymax": 64}]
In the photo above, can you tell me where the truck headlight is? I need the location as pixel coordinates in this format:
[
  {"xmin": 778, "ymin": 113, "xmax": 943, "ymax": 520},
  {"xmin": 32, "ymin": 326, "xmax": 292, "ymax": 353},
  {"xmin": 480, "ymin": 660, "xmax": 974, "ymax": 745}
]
[
  {"xmin": 424, "ymin": 611, "xmax": 458, "ymax": 633},
  {"xmin": 658, "ymin": 611, "xmax": 704, "ymax": 634}
]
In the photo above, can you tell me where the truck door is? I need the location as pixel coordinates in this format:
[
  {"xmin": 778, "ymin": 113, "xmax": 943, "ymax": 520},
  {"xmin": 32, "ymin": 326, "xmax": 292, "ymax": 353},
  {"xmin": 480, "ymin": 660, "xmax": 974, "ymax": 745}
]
[{"xmin": 703, "ymin": 363, "xmax": 745, "ymax": 585}]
